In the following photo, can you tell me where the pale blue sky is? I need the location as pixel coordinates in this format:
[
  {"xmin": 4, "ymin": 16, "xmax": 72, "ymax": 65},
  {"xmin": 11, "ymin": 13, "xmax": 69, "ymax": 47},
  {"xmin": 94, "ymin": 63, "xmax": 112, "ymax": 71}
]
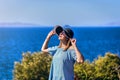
[{"xmin": 0, "ymin": 0, "xmax": 120, "ymax": 26}]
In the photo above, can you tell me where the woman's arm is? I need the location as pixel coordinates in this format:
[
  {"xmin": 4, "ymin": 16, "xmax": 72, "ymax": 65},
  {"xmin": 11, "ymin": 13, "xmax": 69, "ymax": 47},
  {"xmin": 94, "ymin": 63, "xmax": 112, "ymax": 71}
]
[
  {"xmin": 41, "ymin": 30, "xmax": 55, "ymax": 52},
  {"xmin": 70, "ymin": 38, "xmax": 84, "ymax": 63}
]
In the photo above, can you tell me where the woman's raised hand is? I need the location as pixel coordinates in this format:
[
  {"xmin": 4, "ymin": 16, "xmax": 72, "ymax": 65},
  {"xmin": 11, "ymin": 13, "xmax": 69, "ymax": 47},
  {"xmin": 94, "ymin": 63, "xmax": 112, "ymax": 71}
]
[
  {"xmin": 70, "ymin": 38, "xmax": 76, "ymax": 47},
  {"xmin": 47, "ymin": 30, "xmax": 56, "ymax": 38}
]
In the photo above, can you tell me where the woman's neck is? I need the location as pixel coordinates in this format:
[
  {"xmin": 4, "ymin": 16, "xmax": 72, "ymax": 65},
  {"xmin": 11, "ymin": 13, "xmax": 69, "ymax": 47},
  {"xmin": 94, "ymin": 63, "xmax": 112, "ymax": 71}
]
[{"xmin": 61, "ymin": 40, "xmax": 67, "ymax": 48}]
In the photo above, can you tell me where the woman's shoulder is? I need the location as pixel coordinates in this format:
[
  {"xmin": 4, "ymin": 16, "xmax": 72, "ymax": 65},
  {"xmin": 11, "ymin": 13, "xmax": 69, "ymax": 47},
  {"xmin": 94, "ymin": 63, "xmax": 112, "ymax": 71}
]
[
  {"xmin": 68, "ymin": 46, "xmax": 74, "ymax": 50},
  {"xmin": 48, "ymin": 46, "xmax": 58, "ymax": 50}
]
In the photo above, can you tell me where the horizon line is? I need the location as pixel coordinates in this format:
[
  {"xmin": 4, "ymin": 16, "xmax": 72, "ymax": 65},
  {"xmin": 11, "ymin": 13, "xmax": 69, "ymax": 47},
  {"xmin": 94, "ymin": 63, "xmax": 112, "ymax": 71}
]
[{"xmin": 0, "ymin": 22, "xmax": 120, "ymax": 27}]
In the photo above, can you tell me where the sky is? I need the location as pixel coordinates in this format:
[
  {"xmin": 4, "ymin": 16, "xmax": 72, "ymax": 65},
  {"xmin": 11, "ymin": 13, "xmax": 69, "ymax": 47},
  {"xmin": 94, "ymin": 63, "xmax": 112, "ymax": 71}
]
[{"xmin": 0, "ymin": 0, "xmax": 120, "ymax": 26}]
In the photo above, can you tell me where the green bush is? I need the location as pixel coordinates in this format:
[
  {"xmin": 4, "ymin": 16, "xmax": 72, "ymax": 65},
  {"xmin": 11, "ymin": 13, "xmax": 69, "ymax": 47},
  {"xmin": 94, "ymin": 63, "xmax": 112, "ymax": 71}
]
[
  {"xmin": 94, "ymin": 52, "xmax": 120, "ymax": 80},
  {"xmin": 74, "ymin": 52, "xmax": 120, "ymax": 80},
  {"xmin": 13, "ymin": 52, "xmax": 52, "ymax": 80},
  {"xmin": 14, "ymin": 52, "xmax": 120, "ymax": 80},
  {"xmin": 74, "ymin": 60, "xmax": 96, "ymax": 80}
]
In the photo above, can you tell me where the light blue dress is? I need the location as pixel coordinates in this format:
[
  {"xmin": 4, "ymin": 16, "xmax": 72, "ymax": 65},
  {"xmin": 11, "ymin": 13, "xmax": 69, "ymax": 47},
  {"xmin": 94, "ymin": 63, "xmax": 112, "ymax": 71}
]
[{"xmin": 48, "ymin": 46, "xmax": 77, "ymax": 80}]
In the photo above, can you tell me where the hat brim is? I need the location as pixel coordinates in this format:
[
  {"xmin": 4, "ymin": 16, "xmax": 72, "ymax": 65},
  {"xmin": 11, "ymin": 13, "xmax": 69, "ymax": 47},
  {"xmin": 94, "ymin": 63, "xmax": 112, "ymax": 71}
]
[{"xmin": 54, "ymin": 26, "xmax": 63, "ymax": 36}]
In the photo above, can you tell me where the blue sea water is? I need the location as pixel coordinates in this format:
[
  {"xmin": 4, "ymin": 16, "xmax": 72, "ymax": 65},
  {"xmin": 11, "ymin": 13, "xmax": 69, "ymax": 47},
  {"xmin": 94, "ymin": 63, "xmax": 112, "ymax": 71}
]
[{"xmin": 0, "ymin": 26, "xmax": 120, "ymax": 79}]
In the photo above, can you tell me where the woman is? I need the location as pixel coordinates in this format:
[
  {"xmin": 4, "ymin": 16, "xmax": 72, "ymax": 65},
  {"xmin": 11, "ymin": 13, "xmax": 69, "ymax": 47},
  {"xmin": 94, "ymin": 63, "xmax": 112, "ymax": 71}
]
[{"xmin": 41, "ymin": 25, "xmax": 84, "ymax": 80}]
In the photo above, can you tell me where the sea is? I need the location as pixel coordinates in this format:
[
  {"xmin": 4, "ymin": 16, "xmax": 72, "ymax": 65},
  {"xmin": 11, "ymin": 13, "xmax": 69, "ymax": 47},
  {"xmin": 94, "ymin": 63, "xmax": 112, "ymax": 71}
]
[{"xmin": 0, "ymin": 26, "xmax": 120, "ymax": 79}]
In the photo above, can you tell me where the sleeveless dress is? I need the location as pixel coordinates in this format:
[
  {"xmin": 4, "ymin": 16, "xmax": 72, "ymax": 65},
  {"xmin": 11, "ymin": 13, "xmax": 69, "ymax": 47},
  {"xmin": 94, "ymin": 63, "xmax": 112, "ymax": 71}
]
[{"xmin": 48, "ymin": 46, "xmax": 76, "ymax": 80}]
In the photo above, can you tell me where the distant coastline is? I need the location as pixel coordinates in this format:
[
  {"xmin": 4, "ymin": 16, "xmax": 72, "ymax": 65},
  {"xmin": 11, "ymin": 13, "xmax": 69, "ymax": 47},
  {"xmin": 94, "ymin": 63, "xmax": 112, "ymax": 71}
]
[
  {"xmin": 0, "ymin": 22, "xmax": 41, "ymax": 27},
  {"xmin": 0, "ymin": 22, "xmax": 120, "ymax": 27}
]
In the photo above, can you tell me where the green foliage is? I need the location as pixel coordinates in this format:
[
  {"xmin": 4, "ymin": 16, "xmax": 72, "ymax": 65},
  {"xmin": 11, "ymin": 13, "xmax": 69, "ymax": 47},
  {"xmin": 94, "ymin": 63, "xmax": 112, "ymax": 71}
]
[
  {"xmin": 14, "ymin": 52, "xmax": 52, "ymax": 80},
  {"xmin": 74, "ymin": 52, "xmax": 120, "ymax": 80},
  {"xmin": 74, "ymin": 60, "xmax": 96, "ymax": 80},
  {"xmin": 94, "ymin": 52, "xmax": 120, "ymax": 80},
  {"xmin": 14, "ymin": 52, "xmax": 120, "ymax": 80}
]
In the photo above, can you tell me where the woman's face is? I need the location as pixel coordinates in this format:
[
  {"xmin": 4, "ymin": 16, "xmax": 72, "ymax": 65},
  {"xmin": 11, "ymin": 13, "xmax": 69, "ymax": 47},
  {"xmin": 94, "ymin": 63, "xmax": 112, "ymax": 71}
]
[{"xmin": 58, "ymin": 31, "xmax": 68, "ymax": 41}]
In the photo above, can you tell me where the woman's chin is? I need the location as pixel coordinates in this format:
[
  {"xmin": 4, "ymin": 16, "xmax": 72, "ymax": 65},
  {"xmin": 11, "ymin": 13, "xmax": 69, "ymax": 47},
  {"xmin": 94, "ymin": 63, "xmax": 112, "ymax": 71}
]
[
  {"xmin": 58, "ymin": 37, "xmax": 63, "ymax": 40},
  {"xmin": 58, "ymin": 38, "xmax": 61, "ymax": 40}
]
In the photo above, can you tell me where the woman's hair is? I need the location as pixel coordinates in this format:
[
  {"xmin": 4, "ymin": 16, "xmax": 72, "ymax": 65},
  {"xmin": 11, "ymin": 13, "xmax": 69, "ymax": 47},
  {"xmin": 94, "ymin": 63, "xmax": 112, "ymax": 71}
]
[{"xmin": 58, "ymin": 39, "xmax": 72, "ymax": 51}]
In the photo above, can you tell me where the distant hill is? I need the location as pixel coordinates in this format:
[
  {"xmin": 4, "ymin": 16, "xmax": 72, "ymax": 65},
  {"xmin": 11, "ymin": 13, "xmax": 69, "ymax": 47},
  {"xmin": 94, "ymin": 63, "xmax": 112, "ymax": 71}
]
[
  {"xmin": 0, "ymin": 22, "xmax": 40, "ymax": 27},
  {"xmin": 106, "ymin": 22, "xmax": 120, "ymax": 26}
]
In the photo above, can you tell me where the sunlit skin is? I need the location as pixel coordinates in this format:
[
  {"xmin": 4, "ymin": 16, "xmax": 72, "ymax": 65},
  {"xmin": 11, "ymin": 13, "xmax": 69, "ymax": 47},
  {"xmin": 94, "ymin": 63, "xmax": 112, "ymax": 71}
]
[
  {"xmin": 58, "ymin": 31, "xmax": 67, "ymax": 40},
  {"xmin": 58, "ymin": 31, "xmax": 68, "ymax": 45}
]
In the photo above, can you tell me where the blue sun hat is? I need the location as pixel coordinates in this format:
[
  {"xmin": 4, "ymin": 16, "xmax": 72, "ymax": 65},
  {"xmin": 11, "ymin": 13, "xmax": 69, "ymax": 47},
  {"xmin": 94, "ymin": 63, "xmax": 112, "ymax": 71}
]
[{"xmin": 54, "ymin": 25, "xmax": 74, "ymax": 38}]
